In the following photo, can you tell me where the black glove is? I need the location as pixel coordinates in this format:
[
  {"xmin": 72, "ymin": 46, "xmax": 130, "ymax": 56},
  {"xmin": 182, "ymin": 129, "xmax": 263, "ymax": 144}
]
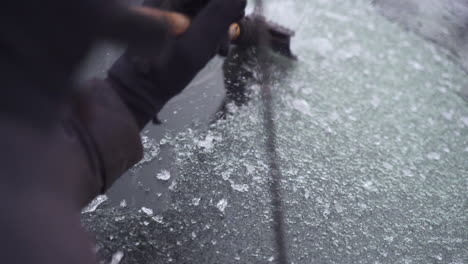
[
  {"xmin": 108, "ymin": 0, "xmax": 246, "ymax": 128},
  {"xmin": 158, "ymin": 0, "xmax": 238, "ymax": 56}
]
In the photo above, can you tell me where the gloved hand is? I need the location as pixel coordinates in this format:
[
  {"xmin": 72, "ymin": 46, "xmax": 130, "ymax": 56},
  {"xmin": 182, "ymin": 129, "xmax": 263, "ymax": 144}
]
[
  {"xmin": 158, "ymin": 0, "xmax": 238, "ymax": 56},
  {"xmin": 108, "ymin": 0, "xmax": 246, "ymax": 128}
]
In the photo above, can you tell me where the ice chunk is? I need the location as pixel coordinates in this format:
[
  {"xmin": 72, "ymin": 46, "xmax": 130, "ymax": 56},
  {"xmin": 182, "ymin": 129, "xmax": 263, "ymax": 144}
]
[
  {"xmin": 195, "ymin": 132, "xmax": 221, "ymax": 151},
  {"xmin": 292, "ymin": 99, "xmax": 312, "ymax": 115},
  {"xmin": 156, "ymin": 170, "xmax": 171, "ymax": 181},
  {"xmin": 82, "ymin": 195, "xmax": 107, "ymax": 213},
  {"xmin": 110, "ymin": 251, "xmax": 124, "ymax": 264},
  {"xmin": 244, "ymin": 163, "xmax": 256, "ymax": 175},
  {"xmin": 230, "ymin": 182, "xmax": 249, "ymax": 192},
  {"xmin": 138, "ymin": 135, "xmax": 160, "ymax": 165},
  {"xmin": 192, "ymin": 198, "xmax": 201, "ymax": 206},
  {"xmin": 197, "ymin": 135, "xmax": 214, "ymax": 149},
  {"xmin": 426, "ymin": 152, "xmax": 441, "ymax": 160},
  {"xmin": 140, "ymin": 207, "xmax": 153, "ymax": 216},
  {"xmin": 221, "ymin": 170, "xmax": 231, "ymax": 181},
  {"xmin": 216, "ymin": 199, "xmax": 228, "ymax": 213},
  {"xmin": 168, "ymin": 180, "xmax": 177, "ymax": 190},
  {"xmin": 152, "ymin": 215, "xmax": 164, "ymax": 224}
]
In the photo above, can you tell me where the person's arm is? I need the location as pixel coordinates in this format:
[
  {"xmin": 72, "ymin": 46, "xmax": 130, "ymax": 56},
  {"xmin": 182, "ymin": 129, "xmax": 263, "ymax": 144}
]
[
  {"xmin": 71, "ymin": 0, "xmax": 246, "ymax": 203},
  {"xmin": 107, "ymin": 0, "xmax": 247, "ymax": 129},
  {"xmin": 0, "ymin": 1, "xmax": 245, "ymax": 264}
]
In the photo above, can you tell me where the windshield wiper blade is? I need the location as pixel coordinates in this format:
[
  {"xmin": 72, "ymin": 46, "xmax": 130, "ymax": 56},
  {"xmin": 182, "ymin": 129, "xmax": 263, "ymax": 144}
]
[{"xmin": 254, "ymin": 1, "xmax": 290, "ymax": 263}]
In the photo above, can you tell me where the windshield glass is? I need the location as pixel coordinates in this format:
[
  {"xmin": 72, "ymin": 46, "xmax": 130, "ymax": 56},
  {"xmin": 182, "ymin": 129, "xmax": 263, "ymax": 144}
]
[{"xmin": 82, "ymin": 0, "xmax": 468, "ymax": 263}]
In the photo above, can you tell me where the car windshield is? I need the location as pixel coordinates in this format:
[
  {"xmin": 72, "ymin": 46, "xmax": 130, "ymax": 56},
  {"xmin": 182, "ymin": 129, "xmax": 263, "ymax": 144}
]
[{"xmin": 82, "ymin": 0, "xmax": 468, "ymax": 263}]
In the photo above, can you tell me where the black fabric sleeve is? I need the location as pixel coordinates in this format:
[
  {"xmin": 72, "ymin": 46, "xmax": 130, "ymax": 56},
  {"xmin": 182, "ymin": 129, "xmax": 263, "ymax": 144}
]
[{"xmin": 107, "ymin": 0, "xmax": 246, "ymax": 129}]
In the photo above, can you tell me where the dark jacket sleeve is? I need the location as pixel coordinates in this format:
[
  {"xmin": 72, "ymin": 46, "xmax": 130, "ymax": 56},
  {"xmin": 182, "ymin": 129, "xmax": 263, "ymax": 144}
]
[
  {"xmin": 108, "ymin": 0, "xmax": 246, "ymax": 129},
  {"xmin": 73, "ymin": 78, "xmax": 143, "ymax": 202},
  {"xmin": 0, "ymin": 78, "xmax": 144, "ymax": 264}
]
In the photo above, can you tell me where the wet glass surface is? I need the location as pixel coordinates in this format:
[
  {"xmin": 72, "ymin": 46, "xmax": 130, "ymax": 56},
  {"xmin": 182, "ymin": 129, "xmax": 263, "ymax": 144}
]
[{"xmin": 82, "ymin": 1, "xmax": 468, "ymax": 263}]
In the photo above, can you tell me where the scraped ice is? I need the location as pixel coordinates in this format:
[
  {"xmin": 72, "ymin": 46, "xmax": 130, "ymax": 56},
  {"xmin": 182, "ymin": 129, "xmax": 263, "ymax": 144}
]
[
  {"xmin": 292, "ymin": 99, "xmax": 311, "ymax": 115},
  {"xmin": 82, "ymin": 0, "xmax": 468, "ymax": 263},
  {"xmin": 426, "ymin": 152, "xmax": 441, "ymax": 160},
  {"xmin": 192, "ymin": 198, "xmax": 201, "ymax": 206},
  {"xmin": 110, "ymin": 251, "xmax": 124, "ymax": 264},
  {"xmin": 140, "ymin": 207, "xmax": 153, "ymax": 216},
  {"xmin": 230, "ymin": 182, "xmax": 249, "ymax": 192},
  {"xmin": 244, "ymin": 164, "xmax": 256, "ymax": 175},
  {"xmin": 82, "ymin": 195, "xmax": 107, "ymax": 213},
  {"xmin": 152, "ymin": 215, "xmax": 164, "ymax": 224},
  {"xmin": 156, "ymin": 170, "xmax": 171, "ymax": 181},
  {"xmin": 168, "ymin": 180, "xmax": 177, "ymax": 190},
  {"xmin": 216, "ymin": 199, "xmax": 228, "ymax": 213},
  {"xmin": 137, "ymin": 135, "xmax": 160, "ymax": 165},
  {"xmin": 195, "ymin": 132, "xmax": 221, "ymax": 151}
]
